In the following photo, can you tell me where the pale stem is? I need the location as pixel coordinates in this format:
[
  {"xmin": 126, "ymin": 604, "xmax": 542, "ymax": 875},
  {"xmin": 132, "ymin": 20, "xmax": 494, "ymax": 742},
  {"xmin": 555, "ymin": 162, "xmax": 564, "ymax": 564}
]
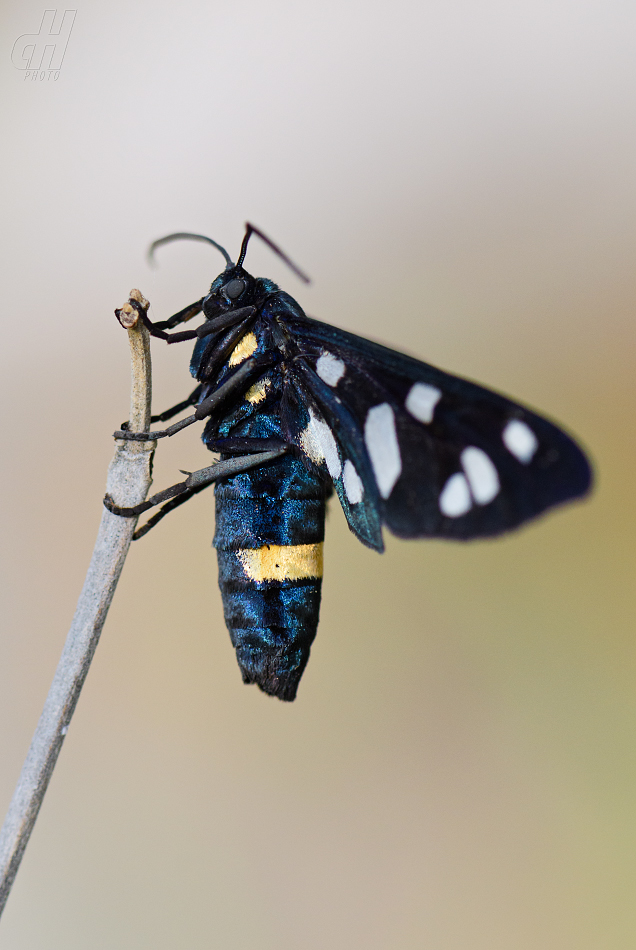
[{"xmin": 0, "ymin": 290, "xmax": 156, "ymax": 917}]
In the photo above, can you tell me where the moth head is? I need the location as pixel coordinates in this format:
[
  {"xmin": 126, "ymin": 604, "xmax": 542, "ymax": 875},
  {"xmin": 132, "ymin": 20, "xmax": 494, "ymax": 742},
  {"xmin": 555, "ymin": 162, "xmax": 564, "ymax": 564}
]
[
  {"xmin": 147, "ymin": 223, "xmax": 309, "ymax": 316},
  {"xmin": 207, "ymin": 264, "xmax": 257, "ymax": 311},
  {"xmin": 206, "ymin": 223, "xmax": 311, "ymax": 315}
]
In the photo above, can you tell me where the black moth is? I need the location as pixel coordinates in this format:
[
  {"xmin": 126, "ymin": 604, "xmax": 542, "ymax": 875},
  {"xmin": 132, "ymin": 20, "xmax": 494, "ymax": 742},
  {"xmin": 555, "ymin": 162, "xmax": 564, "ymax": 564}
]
[{"xmin": 107, "ymin": 224, "xmax": 592, "ymax": 701}]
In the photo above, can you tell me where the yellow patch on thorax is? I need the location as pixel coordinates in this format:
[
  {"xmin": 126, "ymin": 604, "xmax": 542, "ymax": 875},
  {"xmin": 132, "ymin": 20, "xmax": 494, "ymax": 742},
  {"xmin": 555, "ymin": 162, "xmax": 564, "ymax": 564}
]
[
  {"xmin": 245, "ymin": 377, "xmax": 271, "ymax": 404},
  {"xmin": 236, "ymin": 543, "xmax": 324, "ymax": 582},
  {"xmin": 228, "ymin": 331, "xmax": 258, "ymax": 366}
]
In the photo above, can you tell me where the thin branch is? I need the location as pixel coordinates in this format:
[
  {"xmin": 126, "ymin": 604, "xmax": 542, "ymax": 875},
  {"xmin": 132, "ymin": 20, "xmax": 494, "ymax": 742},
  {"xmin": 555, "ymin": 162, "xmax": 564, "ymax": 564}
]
[{"xmin": 0, "ymin": 290, "xmax": 156, "ymax": 918}]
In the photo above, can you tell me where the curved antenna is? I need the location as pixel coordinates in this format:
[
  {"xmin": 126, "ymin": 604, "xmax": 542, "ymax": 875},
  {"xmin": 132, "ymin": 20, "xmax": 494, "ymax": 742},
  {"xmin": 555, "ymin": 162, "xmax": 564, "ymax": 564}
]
[
  {"xmin": 237, "ymin": 223, "xmax": 310, "ymax": 283},
  {"xmin": 148, "ymin": 232, "xmax": 233, "ymax": 267}
]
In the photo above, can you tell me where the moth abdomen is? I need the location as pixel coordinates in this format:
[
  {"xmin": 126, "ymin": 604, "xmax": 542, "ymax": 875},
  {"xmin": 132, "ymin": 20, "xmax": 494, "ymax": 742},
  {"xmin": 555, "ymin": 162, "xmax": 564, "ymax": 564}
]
[{"xmin": 214, "ymin": 452, "xmax": 327, "ymax": 701}]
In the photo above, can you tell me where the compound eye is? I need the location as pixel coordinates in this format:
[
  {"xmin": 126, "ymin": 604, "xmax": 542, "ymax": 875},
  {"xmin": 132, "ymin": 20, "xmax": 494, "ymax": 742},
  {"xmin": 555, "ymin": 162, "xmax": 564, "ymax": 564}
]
[{"xmin": 224, "ymin": 278, "xmax": 245, "ymax": 299}]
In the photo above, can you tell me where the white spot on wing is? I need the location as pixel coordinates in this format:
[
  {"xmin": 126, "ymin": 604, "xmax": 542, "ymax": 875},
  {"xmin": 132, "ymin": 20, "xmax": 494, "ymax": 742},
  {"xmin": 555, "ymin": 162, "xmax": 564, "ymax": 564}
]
[
  {"xmin": 460, "ymin": 446, "xmax": 500, "ymax": 505},
  {"xmin": 502, "ymin": 419, "xmax": 538, "ymax": 463},
  {"xmin": 439, "ymin": 473, "xmax": 472, "ymax": 517},
  {"xmin": 300, "ymin": 409, "xmax": 342, "ymax": 479},
  {"xmin": 364, "ymin": 403, "xmax": 402, "ymax": 499},
  {"xmin": 316, "ymin": 351, "xmax": 345, "ymax": 386},
  {"xmin": 405, "ymin": 382, "xmax": 441, "ymax": 423},
  {"xmin": 343, "ymin": 460, "xmax": 364, "ymax": 504}
]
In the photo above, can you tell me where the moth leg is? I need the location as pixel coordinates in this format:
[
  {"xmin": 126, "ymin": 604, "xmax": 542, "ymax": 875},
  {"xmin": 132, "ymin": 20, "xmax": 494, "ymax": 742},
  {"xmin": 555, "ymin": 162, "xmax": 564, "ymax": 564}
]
[
  {"xmin": 114, "ymin": 355, "xmax": 274, "ymax": 442},
  {"xmin": 117, "ymin": 385, "xmax": 204, "ymax": 432},
  {"xmin": 205, "ymin": 437, "xmax": 290, "ymax": 453},
  {"xmin": 150, "ymin": 384, "xmax": 203, "ymax": 424},
  {"xmin": 131, "ymin": 483, "xmax": 211, "ymax": 539},
  {"xmin": 143, "ymin": 299, "xmax": 204, "ymax": 342},
  {"xmin": 120, "ymin": 298, "xmax": 258, "ymax": 346},
  {"xmin": 115, "ymin": 297, "xmax": 205, "ymax": 343},
  {"xmin": 155, "ymin": 306, "xmax": 259, "ymax": 347},
  {"xmin": 199, "ymin": 316, "xmax": 256, "ymax": 380},
  {"xmin": 104, "ymin": 447, "xmax": 290, "ymax": 536},
  {"xmin": 114, "ymin": 413, "xmax": 198, "ymax": 442},
  {"xmin": 195, "ymin": 306, "xmax": 256, "ymax": 341}
]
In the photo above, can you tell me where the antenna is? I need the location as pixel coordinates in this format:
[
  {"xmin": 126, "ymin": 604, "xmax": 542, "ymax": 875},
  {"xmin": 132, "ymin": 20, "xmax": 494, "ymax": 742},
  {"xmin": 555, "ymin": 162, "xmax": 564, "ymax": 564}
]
[
  {"xmin": 148, "ymin": 232, "xmax": 233, "ymax": 267},
  {"xmin": 237, "ymin": 223, "xmax": 310, "ymax": 283}
]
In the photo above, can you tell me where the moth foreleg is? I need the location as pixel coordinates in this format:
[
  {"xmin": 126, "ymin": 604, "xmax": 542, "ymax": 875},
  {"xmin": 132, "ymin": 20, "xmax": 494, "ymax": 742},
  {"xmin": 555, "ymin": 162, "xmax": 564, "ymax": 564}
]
[{"xmin": 149, "ymin": 298, "xmax": 205, "ymax": 332}]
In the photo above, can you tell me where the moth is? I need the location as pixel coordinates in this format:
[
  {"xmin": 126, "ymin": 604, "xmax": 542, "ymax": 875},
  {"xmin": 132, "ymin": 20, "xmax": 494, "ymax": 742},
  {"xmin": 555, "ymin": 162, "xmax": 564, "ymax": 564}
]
[{"xmin": 106, "ymin": 225, "xmax": 592, "ymax": 701}]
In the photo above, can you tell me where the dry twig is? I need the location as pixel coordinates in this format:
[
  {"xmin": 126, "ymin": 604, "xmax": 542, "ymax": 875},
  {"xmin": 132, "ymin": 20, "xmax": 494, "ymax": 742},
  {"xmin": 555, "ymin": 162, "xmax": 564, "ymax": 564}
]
[{"xmin": 0, "ymin": 291, "xmax": 156, "ymax": 917}]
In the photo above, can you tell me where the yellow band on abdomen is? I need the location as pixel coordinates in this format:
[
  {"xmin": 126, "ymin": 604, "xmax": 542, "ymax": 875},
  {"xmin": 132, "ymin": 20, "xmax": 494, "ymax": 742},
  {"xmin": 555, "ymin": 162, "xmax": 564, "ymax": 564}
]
[{"xmin": 236, "ymin": 543, "xmax": 324, "ymax": 582}]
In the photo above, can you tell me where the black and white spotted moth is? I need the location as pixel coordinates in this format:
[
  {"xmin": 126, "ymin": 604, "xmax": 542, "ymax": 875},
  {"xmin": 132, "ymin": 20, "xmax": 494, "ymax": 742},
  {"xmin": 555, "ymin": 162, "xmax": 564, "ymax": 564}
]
[{"xmin": 107, "ymin": 225, "xmax": 592, "ymax": 700}]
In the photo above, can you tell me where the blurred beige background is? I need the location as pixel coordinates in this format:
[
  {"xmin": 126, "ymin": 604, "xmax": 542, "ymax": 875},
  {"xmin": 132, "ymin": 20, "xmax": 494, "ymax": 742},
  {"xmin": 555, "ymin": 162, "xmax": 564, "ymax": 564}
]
[{"xmin": 1, "ymin": 1, "xmax": 635, "ymax": 947}]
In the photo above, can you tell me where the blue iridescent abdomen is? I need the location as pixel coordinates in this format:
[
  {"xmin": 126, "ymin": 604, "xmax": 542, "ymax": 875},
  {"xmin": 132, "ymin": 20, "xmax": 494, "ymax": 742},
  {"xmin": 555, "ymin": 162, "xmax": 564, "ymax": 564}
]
[{"xmin": 213, "ymin": 408, "xmax": 327, "ymax": 701}]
